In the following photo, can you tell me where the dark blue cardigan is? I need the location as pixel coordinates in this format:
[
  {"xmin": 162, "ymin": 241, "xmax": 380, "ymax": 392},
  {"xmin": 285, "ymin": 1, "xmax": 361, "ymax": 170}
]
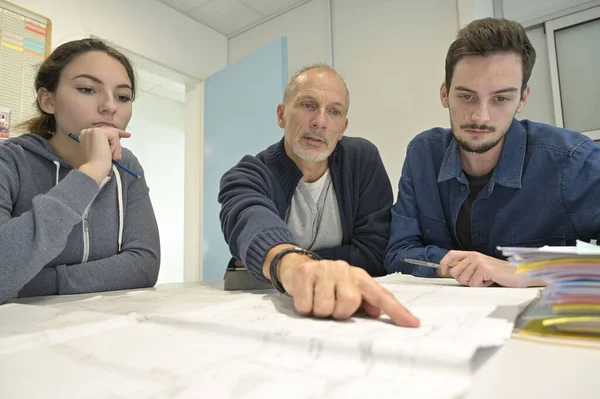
[{"xmin": 218, "ymin": 136, "xmax": 393, "ymax": 281}]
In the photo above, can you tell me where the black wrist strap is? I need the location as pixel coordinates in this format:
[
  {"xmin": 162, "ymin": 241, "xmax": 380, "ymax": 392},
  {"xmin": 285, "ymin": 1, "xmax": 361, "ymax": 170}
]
[{"xmin": 269, "ymin": 247, "xmax": 321, "ymax": 294}]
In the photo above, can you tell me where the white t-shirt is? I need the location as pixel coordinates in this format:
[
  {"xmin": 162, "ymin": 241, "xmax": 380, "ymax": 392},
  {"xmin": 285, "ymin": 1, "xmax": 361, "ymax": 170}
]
[{"xmin": 285, "ymin": 169, "xmax": 343, "ymax": 251}]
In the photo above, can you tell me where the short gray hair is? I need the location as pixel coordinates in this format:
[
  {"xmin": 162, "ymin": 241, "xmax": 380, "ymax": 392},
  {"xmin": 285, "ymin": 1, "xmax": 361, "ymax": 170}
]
[{"xmin": 282, "ymin": 63, "xmax": 350, "ymax": 112}]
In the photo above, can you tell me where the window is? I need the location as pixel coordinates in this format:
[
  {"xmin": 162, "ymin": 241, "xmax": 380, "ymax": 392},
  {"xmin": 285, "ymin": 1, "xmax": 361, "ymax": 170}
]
[{"xmin": 522, "ymin": 6, "xmax": 600, "ymax": 140}]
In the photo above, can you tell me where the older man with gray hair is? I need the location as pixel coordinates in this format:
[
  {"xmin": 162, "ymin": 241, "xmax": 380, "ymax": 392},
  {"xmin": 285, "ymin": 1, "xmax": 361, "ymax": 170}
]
[{"xmin": 219, "ymin": 64, "xmax": 419, "ymax": 327}]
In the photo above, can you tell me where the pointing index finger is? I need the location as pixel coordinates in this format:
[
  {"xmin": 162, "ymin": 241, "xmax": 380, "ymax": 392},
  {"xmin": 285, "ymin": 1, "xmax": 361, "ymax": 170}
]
[{"xmin": 358, "ymin": 278, "xmax": 420, "ymax": 327}]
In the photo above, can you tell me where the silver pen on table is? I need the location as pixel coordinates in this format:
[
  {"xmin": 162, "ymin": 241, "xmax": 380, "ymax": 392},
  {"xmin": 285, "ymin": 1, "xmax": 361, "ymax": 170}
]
[{"xmin": 402, "ymin": 258, "xmax": 446, "ymax": 269}]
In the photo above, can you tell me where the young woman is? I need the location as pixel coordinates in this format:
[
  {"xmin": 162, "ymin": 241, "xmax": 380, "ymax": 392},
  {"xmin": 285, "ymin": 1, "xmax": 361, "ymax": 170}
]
[{"xmin": 0, "ymin": 39, "xmax": 160, "ymax": 303}]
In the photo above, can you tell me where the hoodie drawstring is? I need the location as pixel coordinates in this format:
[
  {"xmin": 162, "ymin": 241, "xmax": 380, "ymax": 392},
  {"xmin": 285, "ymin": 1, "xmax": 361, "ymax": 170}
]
[
  {"xmin": 53, "ymin": 161, "xmax": 60, "ymax": 185},
  {"xmin": 113, "ymin": 165, "xmax": 124, "ymax": 252}
]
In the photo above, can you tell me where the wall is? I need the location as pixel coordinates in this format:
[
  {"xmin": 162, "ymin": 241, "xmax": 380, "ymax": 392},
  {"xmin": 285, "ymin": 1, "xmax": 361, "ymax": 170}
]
[
  {"xmin": 127, "ymin": 88, "xmax": 185, "ymax": 284},
  {"xmin": 203, "ymin": 37, "xmax": 288, "ymax": 281},
  {"xmin": 332, "ymin": 0, "xmax": 458, "ymax": 191},
  {"xmin": 228, "ymin": 0, "xmax": 331, "ymax": 78},
  {"xmin": 184, "ymin": 81, "xmax": 204, "ymax": 282},
  {"xmin": 10, "ymin": 0, "xmax": 227, "ymax": 79},
  {"xmin": 457, "ymin": 0, "xmax": 494, "ymax": 26},
  {"xmin": 500, "ymin": 0, "xmax": 600, "ymax": 25},
  {"xmin": 228, "ymin": 0, "xmax": 459, "ymax": 194}
]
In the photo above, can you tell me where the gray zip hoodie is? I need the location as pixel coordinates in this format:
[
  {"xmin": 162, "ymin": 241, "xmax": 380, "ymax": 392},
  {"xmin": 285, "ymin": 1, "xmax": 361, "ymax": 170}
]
[{"xmin": 0, "ymin": 134, "xmax": 160, "ymax": 304}]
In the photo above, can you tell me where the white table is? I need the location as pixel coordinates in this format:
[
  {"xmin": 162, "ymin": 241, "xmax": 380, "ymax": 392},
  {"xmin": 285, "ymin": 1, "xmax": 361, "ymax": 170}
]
[
  {"xmin": 469, "ymin": 337, "xmax": 599, "ymax": 399},
  {"xmin": 1, "ymin": 278, "xmax": 598, "ymax": 399}
]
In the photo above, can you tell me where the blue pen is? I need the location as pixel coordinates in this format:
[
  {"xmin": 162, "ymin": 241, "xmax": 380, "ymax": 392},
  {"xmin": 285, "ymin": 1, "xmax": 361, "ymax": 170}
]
[{"xmin": 68, "ymin": 133, "xmax": 141, "ymax": 180}]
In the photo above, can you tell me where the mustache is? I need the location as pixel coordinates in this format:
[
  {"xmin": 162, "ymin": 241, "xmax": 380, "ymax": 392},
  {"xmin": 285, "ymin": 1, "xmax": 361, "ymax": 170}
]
[
  {"xmin": 460, "ymin": 124, "xmax": 496, "ymax": 132},
  {"xmin": 300, "ymin": 130, "xmax": 329, "ymax": 144}
]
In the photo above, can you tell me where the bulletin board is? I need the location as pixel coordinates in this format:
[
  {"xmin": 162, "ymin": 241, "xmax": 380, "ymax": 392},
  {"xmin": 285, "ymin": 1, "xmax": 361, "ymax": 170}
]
[{"xmin": 0, "ymin": 0, "xmax": 51, "ymax": 138}]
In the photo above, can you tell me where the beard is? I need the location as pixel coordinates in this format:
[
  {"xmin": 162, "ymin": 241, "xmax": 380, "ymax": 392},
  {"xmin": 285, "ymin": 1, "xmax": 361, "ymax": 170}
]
[
  {"xmin": 449, "ymin": 105, "xmax": 519, "ymax": 154},
  {"xmin": 451, "ymin": 122, "xmax": 507, "ymax": 154},
  {"xmin": 292, "ymin": 130, "xmax": 331, "ymax": 162}
]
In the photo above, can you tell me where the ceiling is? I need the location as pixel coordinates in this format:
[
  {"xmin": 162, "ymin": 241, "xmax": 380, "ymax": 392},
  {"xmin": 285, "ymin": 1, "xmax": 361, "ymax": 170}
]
[{"xmin": 158, "ymin": 0, "xmax": 313, "ymax": 37}]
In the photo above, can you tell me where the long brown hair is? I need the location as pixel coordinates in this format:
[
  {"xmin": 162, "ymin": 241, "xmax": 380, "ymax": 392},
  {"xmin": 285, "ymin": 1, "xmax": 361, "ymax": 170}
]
[
  {"xmin": 445, "ymin": 18, "xmax": 536, "ymax": 94},
  {"xmin": 20, "ymin": 38, "xmax": 136, "ymax": 139}
]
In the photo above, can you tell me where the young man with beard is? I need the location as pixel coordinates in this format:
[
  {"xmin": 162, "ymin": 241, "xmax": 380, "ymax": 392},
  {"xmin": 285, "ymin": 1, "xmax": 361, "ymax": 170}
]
[
  {"xmin": 384, "ymin": 18, "xmax": 600, "ymax": 287},
  {"xmin": 219, "ymin": 64, "xmax": 419, "ymax": 328}
]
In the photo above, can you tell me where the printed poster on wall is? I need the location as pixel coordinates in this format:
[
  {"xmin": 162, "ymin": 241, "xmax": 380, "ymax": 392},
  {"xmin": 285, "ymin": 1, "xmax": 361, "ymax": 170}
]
[{"xmin": 0, "ymin": 2, "xmax": 49, "ymax": 136}]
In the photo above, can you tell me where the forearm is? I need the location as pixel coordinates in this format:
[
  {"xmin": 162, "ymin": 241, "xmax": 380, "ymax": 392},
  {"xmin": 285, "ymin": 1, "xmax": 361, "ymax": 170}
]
[
  {"xmin": 18, "ymin": 267, "xmax": 58, "ymax": 297},
  {"xmin": 0, "ymin": 171, "xmax": 99, "ymax": 303},
  {"xmin": 385, "ymin": 200, "xmax": 449, "ymax": 277},
  {"xmin": 220, "ymin": 190, "xmax": 297, "ymax": 281},
  {"xmin": 59, "ymin": 249, "xmax": 159, "ymax": 294},
  {"xmin": 261, "ymin": 244, "xmax": 309, "ymax": 280},
  {"xmin": 19, "ymin": 248, "xmax": 160, "ymax": 298},
  {"xmin": 239, "ymin": 224, "xmax": 298, "ymax": 282},
  {"xmin": 0, "ymin": 206, "xmax": 75, "ymax": 302}
]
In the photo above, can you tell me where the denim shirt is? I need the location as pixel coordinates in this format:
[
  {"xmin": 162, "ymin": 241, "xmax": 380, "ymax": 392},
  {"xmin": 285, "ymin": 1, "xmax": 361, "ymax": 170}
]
[{"xmin": 385, "ymin": 119, "xmax": 600, "ymax": 278}]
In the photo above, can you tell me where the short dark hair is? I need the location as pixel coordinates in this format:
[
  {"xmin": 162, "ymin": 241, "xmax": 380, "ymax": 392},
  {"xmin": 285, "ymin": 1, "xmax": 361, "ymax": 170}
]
[
  {"xmin": 20, "ymin": 38, "xmax": 136, "ymax": 139},
  {"xmin": 445, "ymin": 18, "xmax": 536, "ymax": 93}
]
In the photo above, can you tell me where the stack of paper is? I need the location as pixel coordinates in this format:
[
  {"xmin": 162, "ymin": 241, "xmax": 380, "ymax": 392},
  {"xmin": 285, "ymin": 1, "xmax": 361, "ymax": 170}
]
[
  {"xmin": 1, "ymin": 283, "xmax": 525, "ymax": 399},
  {"xmin": 500, "ymin": 240, "xmax": 600, "ymax": 340}
]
